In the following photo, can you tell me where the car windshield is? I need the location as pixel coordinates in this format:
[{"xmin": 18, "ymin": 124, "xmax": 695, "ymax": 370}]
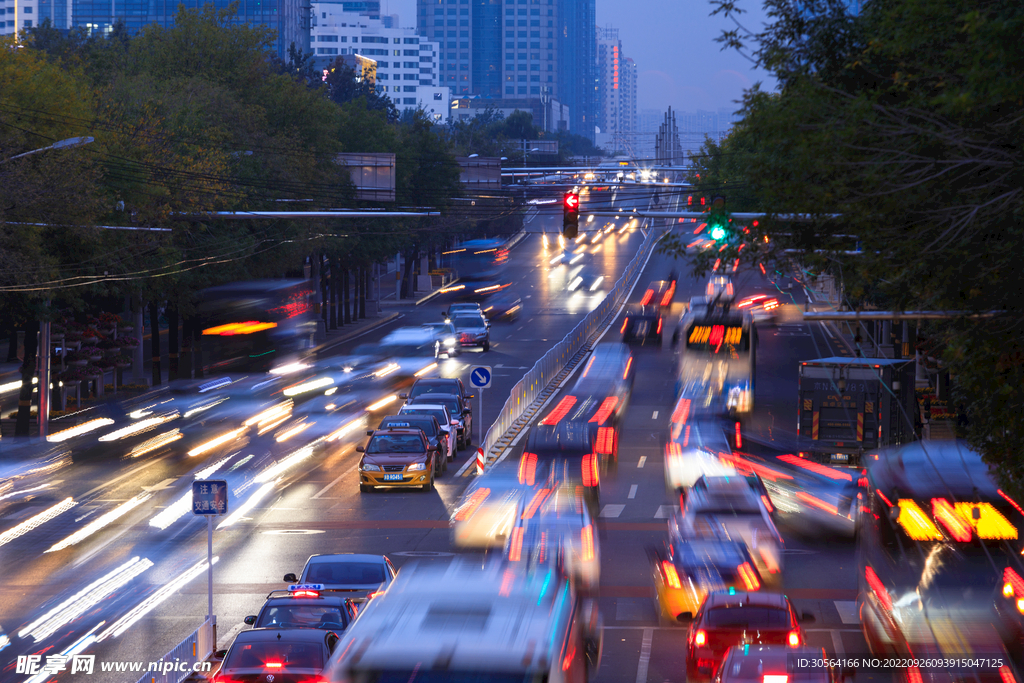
[
  {"xmin": 225, "ymin": 640, "xmax": 323, "ymax": 670},
  {"xmin": 257, "ymin": 605, "xmax": 348, "ymax": 630},
  {"xmin": 705, "ymin": 606, "xmax": 791, "ymax": 629},
  {"xmin": 453, "ymin": 316, "xmax": 483, "ymax": 328},
  {"xmin": 414, "ymin": 397, "xmax": 459, "ymax": 414},
  {"xmin": 366, "ymin": 434, "xmax": 425, "ymax": 453},
  {"xmin": 410, "ymin": 382, "xmax": 458, "ymax": 398},
  {"xmin": 304, "ymin": 561, "xmax": 385, "ymax": 585},
  {"xmin": 403, "ymin": 408, "xmax": 448, "ymax": 425},
  {"xmin": 381, "ymin": 420, "xmax": 436, "ymax": 437}
]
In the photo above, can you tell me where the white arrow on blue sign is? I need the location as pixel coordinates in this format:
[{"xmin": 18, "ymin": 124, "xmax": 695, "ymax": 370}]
[{"xmin": 469, "ymin": 366, "xmax": 492, "ymax": 389}]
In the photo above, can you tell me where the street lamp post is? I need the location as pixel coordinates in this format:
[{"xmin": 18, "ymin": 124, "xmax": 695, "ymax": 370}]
[{"xmin": 0, "ymin": 136, "xmax": 95, "ymax": 165}]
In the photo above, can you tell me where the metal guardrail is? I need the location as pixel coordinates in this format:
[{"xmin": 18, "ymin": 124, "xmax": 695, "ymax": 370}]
[
  {"xmin": 134, "ymin": 617, "xmax": 215, "ymax": 683},
  {"xmin": 478, "ymin": 225, "xmax": 666, "ymax": 467}
]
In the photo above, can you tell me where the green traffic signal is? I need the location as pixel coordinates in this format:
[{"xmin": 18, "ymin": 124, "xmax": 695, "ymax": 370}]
[{"xmin": 711, "ymin": 225, "xmax": 727, "ymax": 241}]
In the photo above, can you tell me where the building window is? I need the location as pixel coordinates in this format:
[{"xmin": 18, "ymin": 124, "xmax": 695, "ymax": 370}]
[
  {"xmin": 530, "ymin": 86, "xmax": 539, "ymax": 94},
  {"xmin": 378, "ymin": 73, "xmax": 388, "ymax": 79},
  {"xmin": 24, "ymin": 6, "xmax": 33, "ymax": 12},
  {"xmin": 316, "ymin": 47, "xmax": 338, "ymax": 54},
  {"xmin": 404, "ymin": 85, "xmax": 417, "ymax": 92},
  {"xmin": 547, "ymin": 63, "xmax": 552, "ymax": 70},
  {"xmin": 517, "ymin": 64, "xmax": 526, "ymax": 70},
  {"xmin": 530, "ymin": 8, "xmax": 539, "ymax": 14},
  {"xmin": 460, "ymin": 19, "xmax": 468, "ymax": 25},
  {"xmin": 319, "ymin": 35, "xmax": 338, "ymax": 42},
  {"xmin": 505, "ymin": 7, "xmax": 513, "ymax": 14},
  {"xmin": 530, "ymin": 41, "xmax": 539, "ymax": 49},
  {"xmin": 518, "ymin": 86, "xmax": 526, "ymax": 93},
  {"xmin": 435, "ymin": 19, "xmax": 443, "ymax": 25},
  {"xmin": 447, "ymin": 7, "xmax": 455, "ymax": 13},
  {"xmin": 518, "ymin": 7, "xmax": 526, "ymax": 13},
  {"xmin": 404, "ymin": 37, "xmax": 419, "ymax": 44},
  {"xmin": 547, "ymin": 75, "xmax": 552, "ymax": 82},
  {"xmin": 505, "ymin": 31, "xmax": 513, "ymax": 37},
  {"xmin": 531, "ymin": 31, "xmax": 539, "ymax": 37},
  {"xmin": 434, "ymin": 92, "xmax": 443, "ymax": 100},
  {"xmin": 517, "ymin": 75, "xmax": 526, "ymax": 81},
  {"xmin": 435, "ymin": 7, "xmax": 443, "ymax": 13},
  {"xmin": 530, "ymin": 63, "xmax": 539, "ymax": 70},
  {"xmin": 505, "ymin": 74, "xmax": 513, "ymax": 81},
  {"xmin": 404, "ymin": 97, "xmax": 417, "ymax": 104},
  {"xmin": 460, "ymin": 30, "xmax": 468, "ymax": 36},
  {"xmin": 506, "ymin": 86, "xmax": 515, "ymax": 94},
  {"xmin": 518, "ymin": 31, "xmax": 526, "ymax": 36},
  {"xmin": 460, "ymin": 7, "xmax": 468, "ymax": 13},
  {"xmin": 530, "ymin": 75, "xmax": 539, "ymax": 81}
]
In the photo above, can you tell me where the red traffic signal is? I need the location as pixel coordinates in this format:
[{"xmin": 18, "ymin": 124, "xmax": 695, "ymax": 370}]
[
  {"xmin": 563, "ymin": 192, "xmax": 580, "ymax": 239},
  {"xmin": 564, "ymin": 193, "xmax": 580, "ymax": 210}
]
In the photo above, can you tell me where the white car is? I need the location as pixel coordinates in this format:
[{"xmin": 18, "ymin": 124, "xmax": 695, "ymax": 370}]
[
  {"xmin": 450, "ymin": 473, "xmax": 531, "ymax": 548},
  {"xmin": 398, "ymin": 403, "xmax": 456, "ymax": 459}
]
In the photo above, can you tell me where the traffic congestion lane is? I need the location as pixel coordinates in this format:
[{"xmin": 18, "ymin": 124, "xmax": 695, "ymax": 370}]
[{"xmin": 0, "ymin": 205, "xmax": 655, "ymax": 681}]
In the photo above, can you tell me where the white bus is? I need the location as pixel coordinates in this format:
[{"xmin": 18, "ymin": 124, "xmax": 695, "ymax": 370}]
[{"xmin": 674, "ymin": 306, "xmax": 756, "ymax": 420}]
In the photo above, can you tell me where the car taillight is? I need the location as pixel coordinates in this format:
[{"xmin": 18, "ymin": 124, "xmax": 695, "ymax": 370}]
[
  {"xmin": 509, "ymin": 526, "xmax": 524, "ymax": 561},
  {"xmin": 907, "ymin": 666, "xmax": 923, "ymax": 683},
  {"xmin": 787, "ymin": 630, "xmax": 800, "ymax": 647},
  {"xmin": 1000, "ymin": 666, "xmax": 1018, "ymax": 683},
  {"xmin": 761, "ymin": 494, "xmax": 774, "ymax": 514},
  {"xmin": 661, "ymin": 560, "xmax": 681, "ymax": 589},
  {"xmin": 657, "ymin": 317, "xmax": 663, "ymax": 334},
  {"xmin": 265, "ymin": 661, "xmax": 284, "ymax": 669},
  {"xmin": 582, "ymin": 454, "xmax": 599, "ymax": 487},
  {"xmin": 621, "ymin": 317, "xmax": 629, "ymax": 334},
  {"xmin": 764, "ymin": 676, "xmax": 788, "ymax": 683},
  {"xmin": 738, "ymin": 562, "xmax": 760, "ymax": 591},
  {"xmin": 596, "ymin": 427, "xmax": 616, "ymax": 455},
  {"xmin": 518, "ymin": 452, "xmax": 537, "ymax": 485},
  {"xmin": 365, "ymin": 591, "xmax": 379, "ymax": 599},
  {"xmin": 694, "ymin": 629, "xmax": 707, "ymax": 647},
  {"xmin": 581, "ymin": 524, "xmax": 595, "ymax": 561}
]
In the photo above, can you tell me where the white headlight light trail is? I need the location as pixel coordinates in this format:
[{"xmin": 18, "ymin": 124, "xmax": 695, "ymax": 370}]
[
  {"xmin": 568, "ymin": 277, "xmax": 584, "ymax": 291},
  {"xmin": 256, "ymin": 446, "xmax": 315, "ymax": 484},
  {"xmin": 275, "ymin": 421, "xmax": 312, "ymax": 443},
  {"xmin": 19, "ymin": 557, "xmax": 153, "ymax": 641},
  {"xmin": 283, "ymin": 376, "xmax": 334, "ymax": 397},
  {"xmin": 129, "ymin": 429, "xmax": 183, "ymax": 458},
  {"xmin": 367, "ymin": 395, "xmax": 397, "ymax": 411},
  {"xmin": 590, "ymin": 276, "xmax": 604, "ymax": 291},
  {"xmin": 48, "ymin": 419, "xmax": 115, "ymax": 443},
  {"xmin": 327, "ymin": 416, "xmax": 368, "ymax": 443},
  {"xmin": 98, "ymin": 414, "xmax": 178, "ymax": 442},
  {"xmin": 187, "ymin": 428, "xmax": 244, "ymax": 457},
  {"xmin": 47, "ymin": 494, "xmax": 152, "ymax": 553},
  {"xmin": 270, "ymin": 362, "xmax": 310, "ymax": 375},
  {"xmin": 0, "ymin": 498, "xmax": 76, "ymax": 548},
  {"xmin": 23, "ymin": 621, "xmax": 106, "ymax": 683},
  {"xmin": 218, "ymin": 483, "xmax": 275, "ymax": 529},
  {"xmin": 244, "ymin": 401, "xmax": 293, "ymax": 427},
  {"xmin": 374, "ymin": 362, "xmax": 400, "ymax": 378},
  {"xmin": 96, "ymin": 557, "xmax": 218, "ymax": 641},
  {"xmin": 569, "ymin": 253, "xmax": 584, "ymax": 265}
]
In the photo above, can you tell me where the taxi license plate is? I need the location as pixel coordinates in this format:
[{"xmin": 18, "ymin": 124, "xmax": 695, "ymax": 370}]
[{"xmin": 383, "ymin": 473, "xmax": 403, "ymax": 481}]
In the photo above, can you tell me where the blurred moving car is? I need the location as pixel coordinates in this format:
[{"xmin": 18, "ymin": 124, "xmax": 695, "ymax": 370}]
[
  {"xmin": 652, "ymin": 537, "xmax": 765, "ymax": 626},
  {"xmin": 406, "ymin": 393, "xmax": 472, "ymax": 450},
  {"xmin": 674, "ymin": 479, "xmax": 784, "ymax": 589},
  {"xmin": 673, "ymin": 306, "xmax": 756, "ymax": 418},
  {"xmin": 404, "ymin": 377, "xmax": 471, "ymax": 404},
  {"xmin": 706, "ymin": 275, "xmax": 735, "ymax": 303},
  {"xmin": 398, "ymin": 403, "xmax": 456, "ymax": 460},
  {"xmin": 213, "ymin": 627, "xmax": 339, "ymax": 683},
  {"xmin": 505, "ymin": 485, "xmax": 601, "ymax": 591},
  {"xmin": 284, "ymin": 553, "xmax": 396, "ymax": 599},
  {"xmin": 715, "ymin": 645, "xmax": 845, "ymax": 683},
  {"xmin": 374, "ymin": 414, "xmax": 453, "ymax": 463},
  {"xmin": 449, "ymin": 313, "xmax": 491, "ymax": 352},
  {"xmin": 686, "ymin": 590, "xmax": 814, "ymax": 683},
  {"xmin": 641, "ymin": 280, "xmax": 676, "ymax": 309},
  {"xmin": 566, "ymin": 343, "xmax": 634, "ymax": 471},
  {"xmin": 446, "ymin": 302, "xmax": 485, "ymax": 317},
  {"xmin": 321, "ymin": 558, "xmax": 603, "ymax": 682},
  {"xmin": 420, "ymin": 321, "xmax": 461, "ymax": 358},
  {"xmin": 481, "ymin": 291, "xmax": 523, "ymax": 322},
  {"xmin": 622, "ymin": 303, "xmax": 664, "ymax": 345},
  {"xmin": 520, "ymin": 420, "xmax": 601, "ymax": 514},
  {"xmin": 450, "ymin": 473, "xmax": 532, "ymax": 549},
  {"xmin": 357, "ymin": 426, "xmax": 444, "ymax": 491},
  {"xmin": 858, "ymin": 441, "xmax": 1024, "ymax": 665},
  {"xmin": 244, "ymin": 586, "xmax": 358, "ymax": 631}
]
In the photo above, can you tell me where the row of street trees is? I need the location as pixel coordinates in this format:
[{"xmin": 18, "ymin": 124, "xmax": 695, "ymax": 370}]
[{"xmin": 663, "ymin": 0, "xmax": 1023, "ymax": 489}]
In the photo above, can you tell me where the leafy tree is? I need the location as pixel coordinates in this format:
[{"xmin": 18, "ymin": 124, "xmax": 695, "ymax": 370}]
[{"xmin": 324, "ymin": 60, "xmax": 399, "ymax": 123}]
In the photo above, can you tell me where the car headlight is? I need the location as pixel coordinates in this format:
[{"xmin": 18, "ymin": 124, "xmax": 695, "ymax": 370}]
[
  {"xmin": 408, "ymin": 462, "xmax": 427, "ymax": 471},
  {"xmin": 445, "ymin": 337, "xmax": 457, "ymax": 346},
  {"xmin": 362, "ymin": 463, "xmax": 381, "ymax": 472}
]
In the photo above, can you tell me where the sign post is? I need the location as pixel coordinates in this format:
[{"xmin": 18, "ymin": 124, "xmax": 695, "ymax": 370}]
[
  {"xmin": 469, "ymin": 366, "xmax": 491, "ymax": 449},
  {"xmin": 193, "ymin": 480, "xmax": 228, "ymax": 645}
]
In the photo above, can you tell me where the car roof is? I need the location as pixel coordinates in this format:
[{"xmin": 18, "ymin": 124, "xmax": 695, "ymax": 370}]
[
  {"xmin": 380, "ymin": 415, "xmax": 437, "ymax": 426},
  {"xmin": 403, "ymin": 403, "xmax": 447, "ymax": 411},
  {"xmin": 625, "ymin": 303, "xmax": 661, "ymax": 317},
  {"xmin": 307, "ymin": 553, "xmax": 386, "ymax": 564},
  {"xmin": 449, "ymin": 303, "xmax": 482, "ymax": 309},
  {"xmin": 233, "ymin": 627, "xmax": 332, "ymax": 643},
  {"xmin": 414, "ymin": 378, "xmax": 460, "ymax": 387},
  {"xmin": 867, "ymin": 440, "xmax": 1000, "ymax": 500},
  {"xmin": 369, "ymin": 427, "xmax": 425, "ymax": 437},
  {"xmin": 705, "ymin": 591, "xmax": 790, "ymax": 609},
  {"xmin": 526, "ymin": 422, "xmax": 592, "ymax": 454},
  {"xmin": 263, "ymin": 595, "xmax": 350, "ymax": 607}
]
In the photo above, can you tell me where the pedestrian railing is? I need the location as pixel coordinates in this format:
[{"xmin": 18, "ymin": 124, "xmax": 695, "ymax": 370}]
[
  {"xmin": 133, "ymin": 617, "xmax": 215, "ymax": 683},
  {"xmin": 478, "ymin": 225, "xmax": 666, "ymax": 468}
]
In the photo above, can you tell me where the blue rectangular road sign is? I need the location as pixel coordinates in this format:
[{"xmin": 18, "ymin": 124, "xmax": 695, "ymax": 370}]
[{"xmin": 192, "ymin": 480, "xmax": 228, "ymax": 515}]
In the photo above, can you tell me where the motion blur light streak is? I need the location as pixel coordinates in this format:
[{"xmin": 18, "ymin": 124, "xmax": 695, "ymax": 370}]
[
  {"xmin": 549, "ymin": 254, "xmax": 564, "ymax": 265},
  {"xmin": 590, "ymin": 276, "xmax": 604, "ymax": 291},
  {"xmin": 187, "ymin": 428, "xmax": 244, "ymax": 457},
  {"xmin": 97, "ymin": 557, "xmax": 219, "ymax": 640},
  {"xmin": 149, "ymin": 456, "xmax": 233, "ymax": 529},
  {"xmin": 218, "ymin": 483, "xmax": 275, "ymax": 528},
  {"xmin": 327, "ymin": 416, "xmax": 367, "ymax": 442},
  {"xmin": 48, "ymin": 418, "xmax": 115, "ymax": 443},
  {"xmin": 283, "ymin": 376, "xmax": 334, "ymax": 397},
  {"xmin": 415, "ymin": 363, "xmax": 438, "ymax": 377},
  {"xmin": 569, "ymin": 254, "xmax": 584, "ymax": 265},
  {"xmin": 244, "ymin": 402, "xmax": 293, "ymax": 427},
  {"xmin": 777, "ymin": 454, "xmax": 853, "ymax": 481},
  {"xmin": 568, "ymin": 277, "xmax": 583, "ymax": 291},
  {"xmin": 47, "ymin": 494, "xmax": 152, "ymax": 552},
  {"xmin": 183, "ymin": 397, "xmax": 227, "ymax": 418},
  {"xmin": 256, "ymin": 446, "xmax": 315, "ymax": 483},
  {"xmin": 98, "ymin": 414, "xmax": 178, "ymax": 441},
  {"xmin": 367, "ymin": 395, "xmax": 397, "ymax": 411},
  {"xmin": 23, "ymin": 622, "xmax": 105, "ymax": 683},
  {"xmin": 0, "ymin": 498, "xmax": 76, "ymax": 547},
  {"xmin": 0, "ymin": 482, "xmax": 53, "ymax": 502},
  {"xmin": 275, "ymin": 421, "xmax": 312, "ymax": 443},
  {"xmin": 270, "ymin": 362, "xmax": 310, "ymax": 375},
  {"xmin": 129, "ymin": 429, "xmax": 183, "ymax": 457},
  {"xmin": 19, "ymin": 557, "xmax": 152, "ymax": 641},
  {"xmin": 374, "ymin": 362, "xmax": 400, "ymax": 378}
]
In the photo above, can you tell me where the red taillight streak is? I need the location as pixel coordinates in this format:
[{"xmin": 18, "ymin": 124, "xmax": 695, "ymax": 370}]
[
  {"xmin": 292, "ymin": 590, "xmax": 319, "ymax": 598},
  {"xmin": 999, "ymin": 489, "xmax": 1024, "ymax": 517},
  {"xmin": 787, "ymin": 630, "xmax": 800, "ymax": 647},
  {"xmin": 1000, "ymin": 666, "xmax": 1017, "ymax": 683},
  {"xmin": 694, "ymin": 629, "xmax": 707, "ymax": 647},
  {"xmin": 662, "ymin": 560, "xmax": 682, "ymax": 589},
  {"xmin": 796, "ymin": 491, "xmax": 838, "ymax": 515},
  {"xmin": 694, "ymin": 223, "xmax": 706, "ymax": 235},
  {"xmin": 709, "ymin": 325, "xmax": 725, "ymax": 346},
  {"xmin": 596, "ymin": 427, "xmax": 616, "ymax": 455},
  {"xmin": 621, "ymin": 318, "xmax": 629, "ymax": 333},
  {"xmin": 522, "ymin": 488, "xmax": 551, "ymax": 519},
  {"xmin": 622, "ymin": 357, "xmax": 632, "ymax": 380},
  {"xmin": 713, "ymin": 259, "xmax": 721, "ymax": 272},
  {"xmin": 907, "ymin": 666, "xmax": 923, "ymax": 683},
  {"xmin": 518, "ymin": 452, "xmax": 537, "ymax": 485},
  {"xmin": 562, "ymin": 642, "xmax": 576, "ymax": 671},
  {"xmin": 667, "ymin": 442, "xmax": 682, "ymax": 457},
  {"xmin": 455, "ymin": 487, "xmax": 491, "ymax": 521},
  {"xmin": 683, "ymin": 425, "xmax": 691, "ymax": 446},
  {"xmin": 580, "ymin": 355, "xmax": 596, "ymax": 378},
  {"xmin": 735, "ymin": 421, "xmax": 742, "ymax": 448},
  {"xmin": 761, "ymin": 495, "xmax": 774, "ymax": 514},
  {"xmin": 657, "ymin": 317, "xmax": 663, "ymax": 334},
  {"xmin": 640, "ymin": 290, "xmax": 654, "ymax": 306},
  {"xmin": 660, "ymin": 290, "xmax": 673, "ymax": 307},
  {"xmin": 778, "ymin": 454, "xmax": 853, "ymax": 481},
  {"xmin": 759, "ymin": 263, "xmax": 766, "ymax": 274},
  {"xmin": 759, "ymin": 546, "xmax": 779, "ymax": 573},
  {"xmin": 581, "ymin": 524, "xmax": 595, "ymax": 561},
  {"xmin": 541, "ymin": 395, "xmax": 577, "ymax": 425},
  {"xmin": 499, "ymin": 569, "xmax": 515, "ymax": 596},
  {"xmin": 738, "ymin": 562, "xmax": 760, "ymax": 590},
  {"xmin": 672, "ymin": 398, "xmax": 691, "ymax": 424},
  {"xmin": 589, "ymin": 397, "xmax": 618, "ymax": 425},
  {"xmin": 1003, "ymin": 567, "xmax": 1024, "ymax": 596},
  {"xmin": 865, "ymin": 566, "xmax": 892, "ymax": 611},
  {"xmin": 933, "ymin": 498, "xmax": 972, "ymax": 541},
  {"xmin": 876, "ymin": 489, "xmax": 894, "ymax": 507},
  {"xmin": 582, "ymin": 454, "xmax": 599, "ymax": 487},
  {"xmin": 508, "ymin": 526, "xmax": 524, "ymax": 561}
]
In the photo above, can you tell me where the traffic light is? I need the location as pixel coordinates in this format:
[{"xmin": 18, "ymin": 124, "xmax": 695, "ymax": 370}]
[{"xmin": 562, "ymin": 192, "xmax": 580, "ymax": 239}]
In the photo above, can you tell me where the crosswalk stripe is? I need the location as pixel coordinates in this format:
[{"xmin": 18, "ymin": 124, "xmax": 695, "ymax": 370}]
[{"xmin": 601, "ymin": 504, "xmax": 625, "ymax": 518}]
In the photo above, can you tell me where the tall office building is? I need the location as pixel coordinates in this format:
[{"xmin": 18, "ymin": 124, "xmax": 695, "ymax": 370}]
[
  {"xmin": 595, "ymin": 27, "xmax": 636, "ymax": 154},
  {"xmin": 2, "ymin": 0, "xmax": 310, "ymax": 60},
  {"xmin": 556, "ymin": 0, "xmax": 595, "ymax": 140}
]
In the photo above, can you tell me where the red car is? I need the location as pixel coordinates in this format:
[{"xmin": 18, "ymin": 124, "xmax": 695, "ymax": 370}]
[
  {"xmin": 686, "ymin": 590, "xmax": 815, "ymax": 682},
  {"xmin": 714, "ymin": 645, "xmax": 844, "ymax": 683}
]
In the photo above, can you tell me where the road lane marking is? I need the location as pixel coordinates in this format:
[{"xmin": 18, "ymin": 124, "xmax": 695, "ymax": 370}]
[
  {"xmin": 636, "ymin": 627, "xmax": 654, "ymax": 683},
  {"xmin": 834, "ymin": 600, "xmax": 859, "ymax": 624},
  {"xmin": 651, "ymin": 411, "xmax": 658, "ymax": 419},
  {"xmin": 312, "ymin": 464, "xmax": 358, "ymax": 499},
  {"xmin": 637, "ymin": 456, "xmax": 647, "ymax": 468},
  {"xmin": 654, "ymin": 505, "xmax": 678, "ymax": 519},
  {"xmin": 628, "ymin": 484, "xmax": 638, "ymax": 499},
  {"xmin": 600, "ymin": 504, "xmax": 625, "ymax": 518}
]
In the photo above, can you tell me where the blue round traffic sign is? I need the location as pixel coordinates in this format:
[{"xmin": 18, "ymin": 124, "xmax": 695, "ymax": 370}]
[{"xmin": 469, "ymin": 366, "xmax": 492, "ymax": 389}]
